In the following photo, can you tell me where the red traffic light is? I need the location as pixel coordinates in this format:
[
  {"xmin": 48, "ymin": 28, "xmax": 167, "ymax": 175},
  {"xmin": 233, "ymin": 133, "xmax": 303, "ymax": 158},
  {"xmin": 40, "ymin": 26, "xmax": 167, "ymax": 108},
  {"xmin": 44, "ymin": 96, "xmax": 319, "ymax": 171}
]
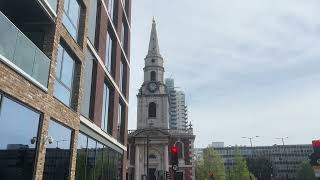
[
  {"xmin": 312, "ymin": 140, "xmax": 320, "ymax": 148},
  {"xmin": 171, "ymin": 146, "xmax": 178, "ymax": 154}
]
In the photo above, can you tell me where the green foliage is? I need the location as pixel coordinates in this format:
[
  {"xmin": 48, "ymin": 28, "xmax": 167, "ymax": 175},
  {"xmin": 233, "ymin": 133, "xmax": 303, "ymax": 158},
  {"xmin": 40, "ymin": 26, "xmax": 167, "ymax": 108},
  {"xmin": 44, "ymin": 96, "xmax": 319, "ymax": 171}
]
[
  {"xmin": 247, "ymin": 156, "xmax": 273, "ymax": 180},
  {"xmin": 227, "ymin": 148, "xmax": 252, "ymax": 180},
  {"xmin": 297, "ymin": 161, "xmax": 317, "ymax": 180},
  {"xmin": 196, "ymin": 148, "xmax": 226, "ymax": 180}
]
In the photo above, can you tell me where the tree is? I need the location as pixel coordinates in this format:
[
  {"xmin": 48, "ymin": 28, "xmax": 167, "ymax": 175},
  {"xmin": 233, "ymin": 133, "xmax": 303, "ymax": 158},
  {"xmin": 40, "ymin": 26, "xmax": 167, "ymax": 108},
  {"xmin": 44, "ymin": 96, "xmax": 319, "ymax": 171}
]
[
  {"xmin": 247, "ymin": 156, "xmax": 273, "ymax": 180},
  {"xmin": 297, "ymin": 161, "xmax": 317, "ymax": 180},
  {"xmin": 227, "ymin": 148, "xmax": 252, "ymax": 180},
  {"xmin": 196, "ymin": 148, "xmax": 226, "ymax": 180}
]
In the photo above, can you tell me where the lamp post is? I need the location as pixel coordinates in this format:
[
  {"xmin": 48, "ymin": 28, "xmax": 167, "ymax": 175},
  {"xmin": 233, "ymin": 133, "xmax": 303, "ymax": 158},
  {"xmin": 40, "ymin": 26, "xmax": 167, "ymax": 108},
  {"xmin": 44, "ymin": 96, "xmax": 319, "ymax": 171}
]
[
  {"xmin": 241, "ymin": 136, "xmax": 259, "ymax": 149},
  {"xmin": 242, "ymin": 136, "xmax": 259, "ymax": 180},
  {"xmin": 55, "ymin": 139, "xmax": 67, "ymax": 148},
  {"xmin": 276, "ymin": 137, "xmax": 289, "ymax": 180}
]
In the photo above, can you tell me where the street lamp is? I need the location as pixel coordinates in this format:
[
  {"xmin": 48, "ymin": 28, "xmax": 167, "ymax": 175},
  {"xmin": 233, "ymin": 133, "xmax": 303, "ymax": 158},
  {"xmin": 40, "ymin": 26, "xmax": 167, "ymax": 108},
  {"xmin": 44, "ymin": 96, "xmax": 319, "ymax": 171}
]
[
  {"xmin": 241, "ymin": 136, "xmax": 259, "ymax": 148},
  {"xmin": 242, "ymin": 136, "xmax": 259, "ymax": 180},
  {"xmin": 55, "ymin": 139, "xmax": 67, "ymax": 148},
  {"xmin": 276, "ymin": 137, "xmax": 289, "ymax": 180}
]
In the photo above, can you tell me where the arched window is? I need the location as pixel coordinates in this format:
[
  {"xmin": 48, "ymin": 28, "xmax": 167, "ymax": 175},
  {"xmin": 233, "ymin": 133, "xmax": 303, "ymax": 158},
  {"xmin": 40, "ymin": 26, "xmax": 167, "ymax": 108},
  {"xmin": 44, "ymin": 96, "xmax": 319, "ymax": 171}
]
[
  {"xmin": 150, "ymin": 71, "xmax": 156, "ymax": 81},
  {"xmin": 148, "ymin": 102, "xmax": 156, "ymax": 118},
  {"xmin": 149, "ymin": 154, "xmax": 157, "ymax": 159}
]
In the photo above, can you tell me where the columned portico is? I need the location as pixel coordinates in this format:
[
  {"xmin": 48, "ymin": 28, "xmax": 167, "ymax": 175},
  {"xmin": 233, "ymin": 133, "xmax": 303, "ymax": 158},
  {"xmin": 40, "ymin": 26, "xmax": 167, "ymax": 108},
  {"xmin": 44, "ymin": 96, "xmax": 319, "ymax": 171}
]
[
  {"xmin": 164, "ymin": 144, "xmax": 169, "ymax": 172},
  {"xmin": 135, "ymin": 145, "xmax": 140, "ymax": 180}
]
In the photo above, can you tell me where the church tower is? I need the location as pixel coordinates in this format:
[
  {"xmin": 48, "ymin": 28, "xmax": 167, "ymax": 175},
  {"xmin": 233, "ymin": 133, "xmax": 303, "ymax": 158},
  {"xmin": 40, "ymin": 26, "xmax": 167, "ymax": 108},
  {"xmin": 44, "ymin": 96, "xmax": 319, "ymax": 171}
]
[
  {"xmin": 127, "ymin": 19, "xmax": 196, "ymax": 180},
  {"xmin": 137, "ymin": 19, "xmax": 169, "ymax": 129}
]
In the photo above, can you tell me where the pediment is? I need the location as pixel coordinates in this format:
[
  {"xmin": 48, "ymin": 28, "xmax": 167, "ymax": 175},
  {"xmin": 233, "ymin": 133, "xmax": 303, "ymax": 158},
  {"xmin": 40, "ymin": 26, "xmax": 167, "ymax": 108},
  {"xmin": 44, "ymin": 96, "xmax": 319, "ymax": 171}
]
[{"xmin": 129, "ymin": 128, "xmax": 170, "ymax": 138}]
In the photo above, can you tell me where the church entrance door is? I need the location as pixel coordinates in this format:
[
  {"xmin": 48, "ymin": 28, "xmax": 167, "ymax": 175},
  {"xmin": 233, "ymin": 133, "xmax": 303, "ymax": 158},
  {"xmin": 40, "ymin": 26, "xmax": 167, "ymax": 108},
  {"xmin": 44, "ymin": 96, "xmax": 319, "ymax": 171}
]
[
  {"xmin": 148, "ymin": 168, "xmax": 156, "ymax": 180},
  {"xmin": 175, "ymin": 172, "xmax": 183, "ymax": 180}
]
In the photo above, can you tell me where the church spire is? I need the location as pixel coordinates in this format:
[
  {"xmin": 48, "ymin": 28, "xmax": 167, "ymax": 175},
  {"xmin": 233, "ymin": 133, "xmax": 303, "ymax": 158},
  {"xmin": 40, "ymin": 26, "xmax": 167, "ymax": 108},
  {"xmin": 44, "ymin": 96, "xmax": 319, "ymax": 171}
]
[{"xmin": 147, "ymin": 18, "xmax": 161, "ymax": 57}]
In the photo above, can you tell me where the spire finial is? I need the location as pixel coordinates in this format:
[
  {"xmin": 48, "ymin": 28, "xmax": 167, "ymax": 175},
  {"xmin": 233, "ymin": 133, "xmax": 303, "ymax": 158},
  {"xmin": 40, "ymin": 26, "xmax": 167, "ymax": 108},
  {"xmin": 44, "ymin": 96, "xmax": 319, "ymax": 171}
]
[{"xmin": 147, "ymin": 17, "xmax": 161, "ymax": 57}]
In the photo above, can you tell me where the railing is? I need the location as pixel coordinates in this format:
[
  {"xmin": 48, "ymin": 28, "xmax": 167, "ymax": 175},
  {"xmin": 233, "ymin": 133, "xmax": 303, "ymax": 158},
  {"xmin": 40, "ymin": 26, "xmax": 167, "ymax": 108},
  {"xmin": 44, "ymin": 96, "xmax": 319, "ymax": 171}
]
[{"xmin": 0, "ymin": 11, "xmax": 50, "ymax": 88}]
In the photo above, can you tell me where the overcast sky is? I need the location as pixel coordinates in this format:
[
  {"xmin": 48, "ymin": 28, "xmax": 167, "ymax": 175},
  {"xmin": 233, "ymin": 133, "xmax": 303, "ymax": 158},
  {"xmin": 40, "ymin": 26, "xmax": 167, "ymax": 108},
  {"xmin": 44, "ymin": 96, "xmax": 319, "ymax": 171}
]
[{"xmin": 128, "ymin": 0, "xmax": 320, "ymax": 148}]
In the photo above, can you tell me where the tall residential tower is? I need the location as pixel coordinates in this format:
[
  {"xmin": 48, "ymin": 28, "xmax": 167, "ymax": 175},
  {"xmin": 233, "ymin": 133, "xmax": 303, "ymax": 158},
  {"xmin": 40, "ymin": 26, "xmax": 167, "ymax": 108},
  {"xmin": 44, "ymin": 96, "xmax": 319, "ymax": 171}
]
[{"xmin": 166, "ymin": 78, "xmax": 188, "ymax": 129}]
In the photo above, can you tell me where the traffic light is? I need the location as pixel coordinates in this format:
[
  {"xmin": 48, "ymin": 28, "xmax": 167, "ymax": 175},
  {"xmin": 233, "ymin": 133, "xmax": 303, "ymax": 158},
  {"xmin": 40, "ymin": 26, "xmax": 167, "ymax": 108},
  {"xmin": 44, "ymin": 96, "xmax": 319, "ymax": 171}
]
[
  {"xmin": 171, "ymin": 146, "xmax": 178, "ymax": 171},
  {"xmin": 309, "ymin": 140, "xmax": 320, "ymax": 166},
  {"xmin": 312, "ymin": 140, "xmax": 320, "ymax": 153}
]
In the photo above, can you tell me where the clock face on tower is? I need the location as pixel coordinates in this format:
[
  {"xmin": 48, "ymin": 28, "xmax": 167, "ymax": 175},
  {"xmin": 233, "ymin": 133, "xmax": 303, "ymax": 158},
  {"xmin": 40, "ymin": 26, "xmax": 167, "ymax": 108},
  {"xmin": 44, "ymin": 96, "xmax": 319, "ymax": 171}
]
[{"xmin": 147, "ymin": 82, "xmax": 159, "ymax": 93}]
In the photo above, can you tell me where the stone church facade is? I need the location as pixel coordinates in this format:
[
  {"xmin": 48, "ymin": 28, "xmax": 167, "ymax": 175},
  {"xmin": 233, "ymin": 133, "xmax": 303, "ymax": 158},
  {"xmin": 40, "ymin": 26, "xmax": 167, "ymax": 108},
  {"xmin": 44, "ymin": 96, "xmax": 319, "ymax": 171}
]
[{"xmin": 126, "ymin": 20, "xmax": 195, "ymax": 180}]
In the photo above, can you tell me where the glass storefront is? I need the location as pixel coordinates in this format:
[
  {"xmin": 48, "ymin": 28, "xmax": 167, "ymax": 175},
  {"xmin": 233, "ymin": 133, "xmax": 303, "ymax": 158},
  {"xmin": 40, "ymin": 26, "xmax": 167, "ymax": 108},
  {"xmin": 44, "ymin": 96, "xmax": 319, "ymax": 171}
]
[
  {"xmin": 43, "ymin": 119, "xmax": 72, "ymax": 180},
  {"xmin": 0, "ymin": 93, "xmax": 124, "ymax": 180},
  {"xmin": 75, "ymin": 132, "xmax": 123, "ymax": 180},
  {"xmin": 0, "ymin": 94, "xmax": 41, "ymax": 180}
]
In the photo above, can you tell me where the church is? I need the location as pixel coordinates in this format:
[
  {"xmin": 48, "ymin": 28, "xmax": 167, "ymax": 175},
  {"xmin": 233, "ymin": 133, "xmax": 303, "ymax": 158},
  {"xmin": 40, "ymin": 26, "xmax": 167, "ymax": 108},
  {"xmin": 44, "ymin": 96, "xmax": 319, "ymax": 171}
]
[{"xmin": 126, "ymin": 19, "xmax": 196, "ymax": 180}]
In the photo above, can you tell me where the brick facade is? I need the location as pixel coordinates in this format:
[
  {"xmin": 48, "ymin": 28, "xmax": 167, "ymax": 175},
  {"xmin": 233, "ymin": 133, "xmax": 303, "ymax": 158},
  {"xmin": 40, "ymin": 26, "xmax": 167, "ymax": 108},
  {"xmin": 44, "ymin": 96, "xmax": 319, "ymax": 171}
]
[{"xmin": 0, "ymin": 0, "xmax": 131, "ymax": 179}]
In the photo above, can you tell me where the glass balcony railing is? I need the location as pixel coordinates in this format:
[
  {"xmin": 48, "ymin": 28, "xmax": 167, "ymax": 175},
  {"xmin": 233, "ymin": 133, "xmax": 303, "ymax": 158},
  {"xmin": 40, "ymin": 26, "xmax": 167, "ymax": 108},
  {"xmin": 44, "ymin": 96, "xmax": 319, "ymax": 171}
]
[{"xmin": 0, "ymin": 11, "xmax": 50, "ymax": 89}]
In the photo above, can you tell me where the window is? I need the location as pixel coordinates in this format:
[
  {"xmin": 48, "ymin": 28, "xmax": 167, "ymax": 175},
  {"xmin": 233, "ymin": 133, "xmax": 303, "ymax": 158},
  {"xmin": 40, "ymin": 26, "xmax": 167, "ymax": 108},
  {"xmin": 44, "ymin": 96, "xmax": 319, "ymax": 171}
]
[
  {"xmin": 101, "ymin": 81, "xmax": 113, "ymax": 134},
  {"xmin": 47, "ymin": 0, "xmax": 58, "ymax": 13},
  {"xmin": 150, "ymin": 71, "xmax": 156, "ymax": 81},
  {"xmin": 81, "ymin": 49, "xmax": 96, "ymax": 119},
  {"xmin": 117, "ymin": 102, "xmax": 125, "ymax": 143},
  {"xmin": 86, "ymin": 137, "xmax": 96, "ymax": 180},
  {"xmin": 0, "ymin": 95, "xmax": 41, "ymax": 180},
  {"xmin": 43, "ymin": 119, "xmax": 72, "ymax": 180},
  {"xmin": 54, "ymin": 45, "xmax": 75, "ymax": 107},
  {"xmin": 148, "ymin": 102, "xmax": 156, "ymax": 118},
  {"xmin": 105, "ymin": 31, "xmax": 114, "ymax": 75},
  {"xmin": 102, "ymin": 146, "xmax": 110, "ymax": 180},
  {"xmin": 63, "ymin": 0, "xmax": 80, "ymax": 40},
  {"xmin": 88, "ymin": 0, "xmax": 98, "ymax": 44},
  {"xmin": 149, "ymin": 154, "xmax": 157, "ymax": 159},
  {"xmin": 95, "ymin": 142, "xmax": 104, "ymax": 180},
  {"xmin": 119, "ymin": 60, "xmax": 127, "ymax": 95},
  {"xmin": 107, "ymin": 0, "xmax": 114, "ymax": 21},
  {"xmin": 75, "ymin": 132, "xmax": 123, "ymax": 180}
]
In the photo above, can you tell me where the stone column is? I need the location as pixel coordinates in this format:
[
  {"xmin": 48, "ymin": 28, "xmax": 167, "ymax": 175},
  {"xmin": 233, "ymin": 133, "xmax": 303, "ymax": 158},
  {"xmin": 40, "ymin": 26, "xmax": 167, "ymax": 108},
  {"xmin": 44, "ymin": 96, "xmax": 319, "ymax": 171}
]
[
  {"xmin": 135, "ymin": 145, "xmax": 140, "ymax": 180},
  {"xmin": 164, "ymin": 144, "xmax": 169, "ymax": 171}
]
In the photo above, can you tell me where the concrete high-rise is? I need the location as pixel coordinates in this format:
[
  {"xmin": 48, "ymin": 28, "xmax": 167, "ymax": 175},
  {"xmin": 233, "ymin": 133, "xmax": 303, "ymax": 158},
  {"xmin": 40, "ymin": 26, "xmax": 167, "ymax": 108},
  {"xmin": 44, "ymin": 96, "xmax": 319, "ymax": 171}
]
[
  {"xmin": 165, "ymin": 78, "xmax": 188, "ymax": 129},
  {"xmin": 166, "ymin": 78, "xmax": 178, "ymax": 129},
  {"xmin": 176, "ymin": 91, "xmax": 188, "ymax": 129},
  {"xmin": 0, "ymin": 0, "xmax": 132, "ymax": 179}
]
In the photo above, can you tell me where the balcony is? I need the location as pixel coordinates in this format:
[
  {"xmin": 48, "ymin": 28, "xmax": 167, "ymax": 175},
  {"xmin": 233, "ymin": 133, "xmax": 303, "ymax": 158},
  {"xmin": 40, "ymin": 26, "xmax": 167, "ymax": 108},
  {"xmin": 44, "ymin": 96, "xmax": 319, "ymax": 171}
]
[{"xmin": 0, "ymin": 4, "xmax": 53, "ymax": 89}]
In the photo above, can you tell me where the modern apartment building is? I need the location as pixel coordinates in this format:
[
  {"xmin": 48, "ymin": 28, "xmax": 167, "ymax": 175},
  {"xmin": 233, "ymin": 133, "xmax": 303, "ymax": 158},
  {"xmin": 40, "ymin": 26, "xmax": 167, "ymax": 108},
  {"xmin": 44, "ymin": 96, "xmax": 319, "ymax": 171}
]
[
  {"xmin": 176, "ymin": 91, "xmax": 188, "ymax": 129},
  {"xmin": 0, "ymin": 0, "xmax": 131, "ymax": 180},
  {"xmin": 165, "ymin": 78, "xmax": 178, "ymax": 129},
  {"xmin": 165, "ymin": 78, "xmax": 188, "ymax": 129},
  {"xmin": 196, "ymin": 144, "xmax": 313, "ymax": 180}
]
